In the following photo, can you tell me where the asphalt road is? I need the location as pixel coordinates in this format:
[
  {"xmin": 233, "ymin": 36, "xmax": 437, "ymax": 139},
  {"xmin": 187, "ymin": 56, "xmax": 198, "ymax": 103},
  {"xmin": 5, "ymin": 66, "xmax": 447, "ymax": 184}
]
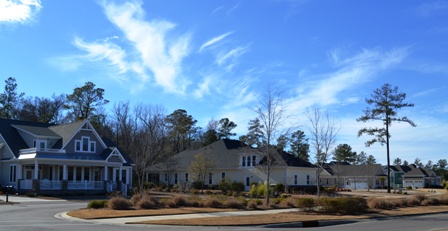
[{"xmin": 0, "ymin": 199, "xmax": 447, "ymax": 231}]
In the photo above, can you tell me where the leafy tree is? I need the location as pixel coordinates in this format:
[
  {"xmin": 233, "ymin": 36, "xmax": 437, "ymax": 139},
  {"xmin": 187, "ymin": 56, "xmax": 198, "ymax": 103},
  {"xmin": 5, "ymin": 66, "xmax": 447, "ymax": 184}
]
[
  {"xmin": 357, "ymin": 83, "xmax": 416, "ymax": 193},
  {"xmin": 189, "ymin": 152, "xmax": 216, "ymax": 192},
  {"xmin": 393, "ymin": 157, "xmax": 402, "ymax": 165},
  {"xmin": 217, "ymin": 118, "xmax": 237, "ymax": 139},
  {"xmin": 165, "ymin": 109, "xmax": 198, "ymax": 154},
  {"xmin": 240, "ymin": 118, "xmax": 265, "ymax": 148},
  {"xmin": 403, "ymin": 160, "xmax": 409, "ymax": 166},
  {"xmin": 306, "ymin": 107, "xmax": 339, "ymax": 197},
  {"xmin": 17, "ymin": 94, "xmax": 66, "ymax": 123},
  {"xmin": 366, "ymin": 155, "xmax": 377, "ymax": 164},
  {"xmin": 202, "ymin": 119, "xmax": 219, "ymax": 146},
  {"xmin": 290, "ymin": 130, "xmax": 310, "ymax": 161},
  {"xmin": 332, "ymin": 144, "xmax": 357, "ymax": 164},
  {"xmin": 0, "ymin": 77, "xmax": 24, "ymax": 119},
  {"xmin": 276, "ymin": 134, "xmax": 289, "ymax": 151},
  {"xmin": 65, "ymin": 81, "xmax": 109, "ymax": 121},
  {"xmin": 414, "ymin": 158, "xmax": 424, "ymax": 168},
  {"xmin": 354, "ymin": 151, "xmax": 368, "ymax": 165},
  {"xmin": 435, "ymin": 159, "xmax": 448, "ymax": 180},
  {"xmin": 425, "ymin": 160, "xmax": 434, "ymax": 170}
]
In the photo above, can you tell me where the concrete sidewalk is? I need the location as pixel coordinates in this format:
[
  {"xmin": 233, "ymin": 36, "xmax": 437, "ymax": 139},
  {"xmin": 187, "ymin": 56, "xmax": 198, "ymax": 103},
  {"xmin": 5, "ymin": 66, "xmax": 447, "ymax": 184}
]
[
  {"xmin": 58, "ymin": 208, "xmax": 299, "ymax": 225},
  {"xmin": 0, "ymin": 195, "xmax": 66, "ymax": 203}
]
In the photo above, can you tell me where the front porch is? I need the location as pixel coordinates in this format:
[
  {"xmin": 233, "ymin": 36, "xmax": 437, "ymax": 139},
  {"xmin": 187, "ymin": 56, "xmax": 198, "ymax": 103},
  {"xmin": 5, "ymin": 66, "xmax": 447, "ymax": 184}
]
[{"xmin": 14, "ymin": 160, "xmax": 132, "ymax": 195}]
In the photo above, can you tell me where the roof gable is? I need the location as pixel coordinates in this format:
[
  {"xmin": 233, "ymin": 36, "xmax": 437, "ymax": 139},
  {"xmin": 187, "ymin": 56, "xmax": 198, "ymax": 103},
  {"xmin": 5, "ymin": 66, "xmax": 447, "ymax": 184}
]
[{"xmin": 49, "ymin": 120, "xmax": 107, "ymax": 150}]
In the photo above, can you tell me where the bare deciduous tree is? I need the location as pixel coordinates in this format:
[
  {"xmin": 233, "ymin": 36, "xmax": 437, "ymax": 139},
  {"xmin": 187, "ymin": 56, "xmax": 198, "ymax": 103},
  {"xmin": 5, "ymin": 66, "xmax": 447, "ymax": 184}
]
[
  {"xmin": 253, "ymin": 83, "xmax": 288, "ymax": 205},
  {"xmin": 306, "ymin": 107, "xmax": 340, "ymax": 197}
]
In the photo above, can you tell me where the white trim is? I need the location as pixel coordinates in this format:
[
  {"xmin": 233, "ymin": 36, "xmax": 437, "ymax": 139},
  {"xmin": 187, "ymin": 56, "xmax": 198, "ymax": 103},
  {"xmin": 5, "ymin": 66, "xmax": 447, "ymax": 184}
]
[
  {"xmin": 75, "ymin": 136, "xmax": 96, "ymax": 153},
  {"xmin": 61, "ymin": 120, "xmax": 107, "ymax": 150},
  {"xmin": 0, "ymin": 133, "xmax": 16, "ymax": 160},
  {"xmin": 105, "ymin": 148, "xmax": 127, "ymax": 163}
]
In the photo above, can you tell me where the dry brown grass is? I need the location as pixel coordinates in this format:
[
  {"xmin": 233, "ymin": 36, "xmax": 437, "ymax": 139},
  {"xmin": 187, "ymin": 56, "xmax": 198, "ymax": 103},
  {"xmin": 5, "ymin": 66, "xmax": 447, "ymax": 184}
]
[
  {"xmin": 67, "ymin": 207, "xmax": 237, "ymax": 219},
  {"xmin": 129, "ymin": 206, "xmax": 448, "ymax": 226}
]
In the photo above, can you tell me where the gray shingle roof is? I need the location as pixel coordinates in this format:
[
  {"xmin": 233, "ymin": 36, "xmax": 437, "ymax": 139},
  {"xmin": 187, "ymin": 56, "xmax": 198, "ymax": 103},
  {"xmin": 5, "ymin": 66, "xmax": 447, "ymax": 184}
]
[
  {"xmin": 12, "ymin": 124, "xmax": 60, "ymax": 138},
  {"xmin": 48, "ymin": 120, "xmax": 85, "ymax": 147},
  {"xmin": 326, "ymin": 164, "xmax": 386, "ymax": 177}
]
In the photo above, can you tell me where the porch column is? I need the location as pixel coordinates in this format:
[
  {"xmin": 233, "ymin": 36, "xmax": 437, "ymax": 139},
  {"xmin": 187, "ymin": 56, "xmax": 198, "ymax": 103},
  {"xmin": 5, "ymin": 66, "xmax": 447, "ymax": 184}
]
[
  {"xmin": 81, "ymin": 167, "xmax": 85, "ymax": 182},
  {"xmin": 63, "ymin": 164, "xmax": 67, "ymax": 180},
  {"xmin": 125, "ymin": 169, "xmax": 130, "ymax": 185},
  {"xmin": 119, "ymin": 166, "xmax": 123, "ymax": 182},
  {"xmin": 17, "ymin": 164, "xmax": 22, "ymax": 180},
  {"xmin": 112, "ymin": 168, "xmax": 116, "ymax": 182},
  {"xmin": 34, "ymin": 160, "xmax": 39, "ymax": 179},
  {"xmin": 73, "ymin": 167, "xmax": 77, "ymax": 182},
  {"xmin": 104, "ymin": 166, "xmax": 108, "ymax": 181}
]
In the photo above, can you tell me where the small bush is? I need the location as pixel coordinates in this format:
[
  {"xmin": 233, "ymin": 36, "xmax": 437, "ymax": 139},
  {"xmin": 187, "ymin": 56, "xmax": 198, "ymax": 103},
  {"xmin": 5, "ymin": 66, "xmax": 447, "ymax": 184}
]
[
  {"xmin": 87, "ymin": 200, "xmax": 108, "ymax": 209},
  {"xmin": 108, "ymin": 197, "xmax": 132, "ymax": 210},
  {"xmin": 230, "ymin": 181, "xmax": 245, "ymax": 194},
  {"xmin": 422, "ymin": 197, "xmax": 440, "ymax": 206},
  {"xmin": 172, "ymin": 195, "xmax": 187, "ymax": 207},
  {"xmin": 130, "ymin": 194, "xmax": 142, "ymax": 206},
  {"xmin": 247, "ymin": 199, "xmax": 260, "ymax": 209},
  {"xmin": 438, "ymin": 193, "xmax": 448, "ymax": 205},
  {"xmin": 296, "ymin": 197, "xmax": 316, "ymax": 211},
  {"xmin": 249, "ymin": 184, "xmax": 258, "ymax": 198},
  {"xmin": 412, "ymin": 194, "xmax": 426, "ymax": 203},
  {"xmin": 138, "ymin": 197, "xmax": 158, "ymax": 209},
  {"xmin": 367, "ymin": 198, "xmax": 392, "ymax": 210},
  {"xmin": 319, "ymin": 197, "xmax": 367, "ymax": 214},
  {"xmin": 204, "ymin": 198, "xmax": 222, "ymax": 208},
  {"xmin": 224, "ymin": 199, "xmax": 245, "ymax": 209},
  {"xmin": 280, "ymin": 197, "xmax": 296, "ymax": 208},
  {"xmin": 257, "ymin": 183, "xmax": 267, "ymax": 197}
]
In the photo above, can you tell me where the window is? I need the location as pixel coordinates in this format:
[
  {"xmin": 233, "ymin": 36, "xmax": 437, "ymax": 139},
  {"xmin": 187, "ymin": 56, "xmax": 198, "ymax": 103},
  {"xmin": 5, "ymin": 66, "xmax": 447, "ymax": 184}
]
[
  {"xmin": 185, "ymin": 173, "xmax": 189, "ymax": 182},
  {"xmin": 307, "ymin": 175, "xmax": 310, "ymax": 185},
  {"xmin": 246, "ymin": 177, "xmax": 250, "ymax": 187},
  {"xmin": 208, "ymin": 173, "xmax": 213, "ymax": 185},
  {"xmin": 294, "ymin": 175, "xmax": 298, "ymax": 185},
  {"xmin": 75, "ymin": 136, "xmax": 96, "ymax": 153},
  {"xmin": 222, "ymin": 172, "xmax": 226, "ymax": 179},
  {"xmin": 9, "ymin": 165, "xmax": 16, "ymax": 183},
  {"xmin": 174, "ymin": 173, "xmax": 178, "ymax": 184},
  {"xmin": 164, "ymin": 174, "xmax": 168, "ymax": 182},
  {"xmin": 241, "ymin": 155, "xmax": 257, "ymax": 168}
]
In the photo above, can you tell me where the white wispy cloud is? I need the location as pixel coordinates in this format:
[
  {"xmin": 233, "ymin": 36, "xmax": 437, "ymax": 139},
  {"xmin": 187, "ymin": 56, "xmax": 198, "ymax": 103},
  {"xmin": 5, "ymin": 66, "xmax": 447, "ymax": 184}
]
[
  {"xmin": 216, "ymin": 46, "xmax": 249, "ymax": 68},
  {"xmin": 101, "ymin": 0, "xmax": 192, "ymax": 94},
  {"xmin": 0, "ymin": 0, "xmax": 41, "ymax": 23},
  {"xmin": 285, "ymin": 47, "xmax": 409, "ymax": 112},
  {"xmin": 199, "ymin": 31, "xmax": 234, "ymax": 52}
]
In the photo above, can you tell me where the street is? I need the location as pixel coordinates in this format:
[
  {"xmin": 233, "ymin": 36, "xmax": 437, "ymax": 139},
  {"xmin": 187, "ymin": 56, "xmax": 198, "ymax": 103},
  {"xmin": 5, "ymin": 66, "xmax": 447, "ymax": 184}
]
[{"xmin": 0, "ymin": 198, "xmax": 447, "ymax": 231}]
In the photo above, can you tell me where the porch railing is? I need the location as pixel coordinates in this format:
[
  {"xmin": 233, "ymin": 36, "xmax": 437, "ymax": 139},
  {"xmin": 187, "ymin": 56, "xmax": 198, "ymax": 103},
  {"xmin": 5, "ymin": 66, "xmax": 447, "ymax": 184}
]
[
  {"xmin": 40, "ymin": 180, "xmax": 62, "ymax": 190},
  {"xmin": 20, "ymin": 147, "xmax": 66, "ymax": 155},
  {"xmin": 20, "ymin": 179, "xmax": 33, "ymax": 190},
  {"xmin": 67, "ymin": 181, "xmax": 104, "ymax": 190}
]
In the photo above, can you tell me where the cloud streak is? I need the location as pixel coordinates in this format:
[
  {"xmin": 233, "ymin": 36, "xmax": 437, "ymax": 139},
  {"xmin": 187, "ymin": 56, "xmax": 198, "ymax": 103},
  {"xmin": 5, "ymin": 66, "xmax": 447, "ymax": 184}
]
[
  {"xmin": 0, "ymin": 0, "xmax": 42, "ymax": 23},
  {"xmin": 199, "ymin": 31, "xmax": 234, "ymax": 52}
]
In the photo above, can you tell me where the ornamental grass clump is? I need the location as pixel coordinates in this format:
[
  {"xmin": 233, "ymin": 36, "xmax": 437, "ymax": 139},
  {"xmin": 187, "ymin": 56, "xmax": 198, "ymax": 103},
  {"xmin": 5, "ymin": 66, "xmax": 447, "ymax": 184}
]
[
  {"xmin": 319, "ymin": 197, "xmax": 367, "ymax": 215},
  {"xmin": 87, "ymin": 200, "xmax": 108, "ymax": 209},
  {"xmin": 296, "ymin": 197, "xmax": 316, "ymax": 212}
]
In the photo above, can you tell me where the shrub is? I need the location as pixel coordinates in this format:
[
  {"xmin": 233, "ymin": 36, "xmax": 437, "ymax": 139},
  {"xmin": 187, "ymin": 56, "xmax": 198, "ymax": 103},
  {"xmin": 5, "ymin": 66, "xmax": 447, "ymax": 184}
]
[
  {"xmin": 390, "ymin": 198, "xmax": 408, "ymax": 208},
  {"xmin": 108, "ymin": 197, "xmax": 132, "ymax": 210},
  {"xmin": 230, "ymin": 181, "xmax": 245, "ymax": 194},
  {"xmin": 219, "ymin": 179, "xmax": 231, "ymax": 193},
  {"xmin": 422, "ymin": 197, "xmax": 440, "ymax": 206},
  {"xmin": 280, "ymin": 197, "xmax": 296, "ymax": 208},
  {"xmin": 192, "ymin": 181, "xmax": 203, "ymax": 190},
  {"xmin": 204, "ymin": 198, "xmax": 222, "ymax": 208},
  {"xmin": 249, "ymin": 184, "xmax": 258, "ymax": 198},
  {"xmin": 412, "ymin": 194, "xmax": 426, "ymax": 203},
  {"xmin": 319, "ymin": 197, "xmax": 367, "ymax": 214},
  {"xmin": 257, "ymin": 183, "xmax": 267, "ymax": 197},
  {"xmin": 247, "ymin": 199, "xmax": 260, "ymax": 209},
  {"xmin": 130, "ymin": 194, "xmax": 142, "ymax": 206},
  {"xmin": 87, "ymin": 200, "xmax": 108, "ymax": 209},
  {"xmin": 275, "ymin": 183, "xmax": 285, "ymax": 193},
  {"xmin": 296, "ymin": 197, "xmax": 316, "ymax": 211},
  {"xmin": 438, "ymin": 193, "xmax": 448, "ymax": 205},
  {"xmin": 367, "ymin": 198, "xmax": 392, "ymax": 210},
  {"xmin": 224, "ymin": 199, "xmax": 245, "ymax": 209},
  {"xmin": 138, "ymin": 197, "xmax": 158, "ymax": 209},
  {"xmin": 170, "ymin": 195, "xmax": 187, "ymax": 207}
]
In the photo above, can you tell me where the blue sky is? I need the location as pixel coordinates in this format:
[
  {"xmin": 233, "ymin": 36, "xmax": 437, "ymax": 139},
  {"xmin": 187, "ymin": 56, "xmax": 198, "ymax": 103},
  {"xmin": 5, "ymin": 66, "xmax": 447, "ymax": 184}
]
[{"xmin": 1, "ymin": 0, "xmax": 447, "ymax": 165}]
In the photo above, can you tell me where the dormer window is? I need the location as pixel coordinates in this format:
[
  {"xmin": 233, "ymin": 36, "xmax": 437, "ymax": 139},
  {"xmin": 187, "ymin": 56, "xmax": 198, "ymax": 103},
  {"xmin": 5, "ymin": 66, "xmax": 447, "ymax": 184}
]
[
  {"xmin": 34, "ymin": 140, "xmax": 47, "ymax": 151},
  {"xmin": 241, "ymin": 154, "xmax": 257, "ymax": 168},
  {"xmin": 75, "ymin": 136, "xmax": 96, "ymax": 153}
]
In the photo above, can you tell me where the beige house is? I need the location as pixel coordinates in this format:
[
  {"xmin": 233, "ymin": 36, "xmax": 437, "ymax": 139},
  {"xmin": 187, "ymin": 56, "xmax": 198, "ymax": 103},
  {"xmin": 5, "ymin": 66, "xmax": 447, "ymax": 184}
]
[
  {"xmin": 319, "ymin": 163, "xmax": 387, "ymax": 189},
  {"xmin": 147, "ymin": 139, "xmax": 317, "ymax": 191}
]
